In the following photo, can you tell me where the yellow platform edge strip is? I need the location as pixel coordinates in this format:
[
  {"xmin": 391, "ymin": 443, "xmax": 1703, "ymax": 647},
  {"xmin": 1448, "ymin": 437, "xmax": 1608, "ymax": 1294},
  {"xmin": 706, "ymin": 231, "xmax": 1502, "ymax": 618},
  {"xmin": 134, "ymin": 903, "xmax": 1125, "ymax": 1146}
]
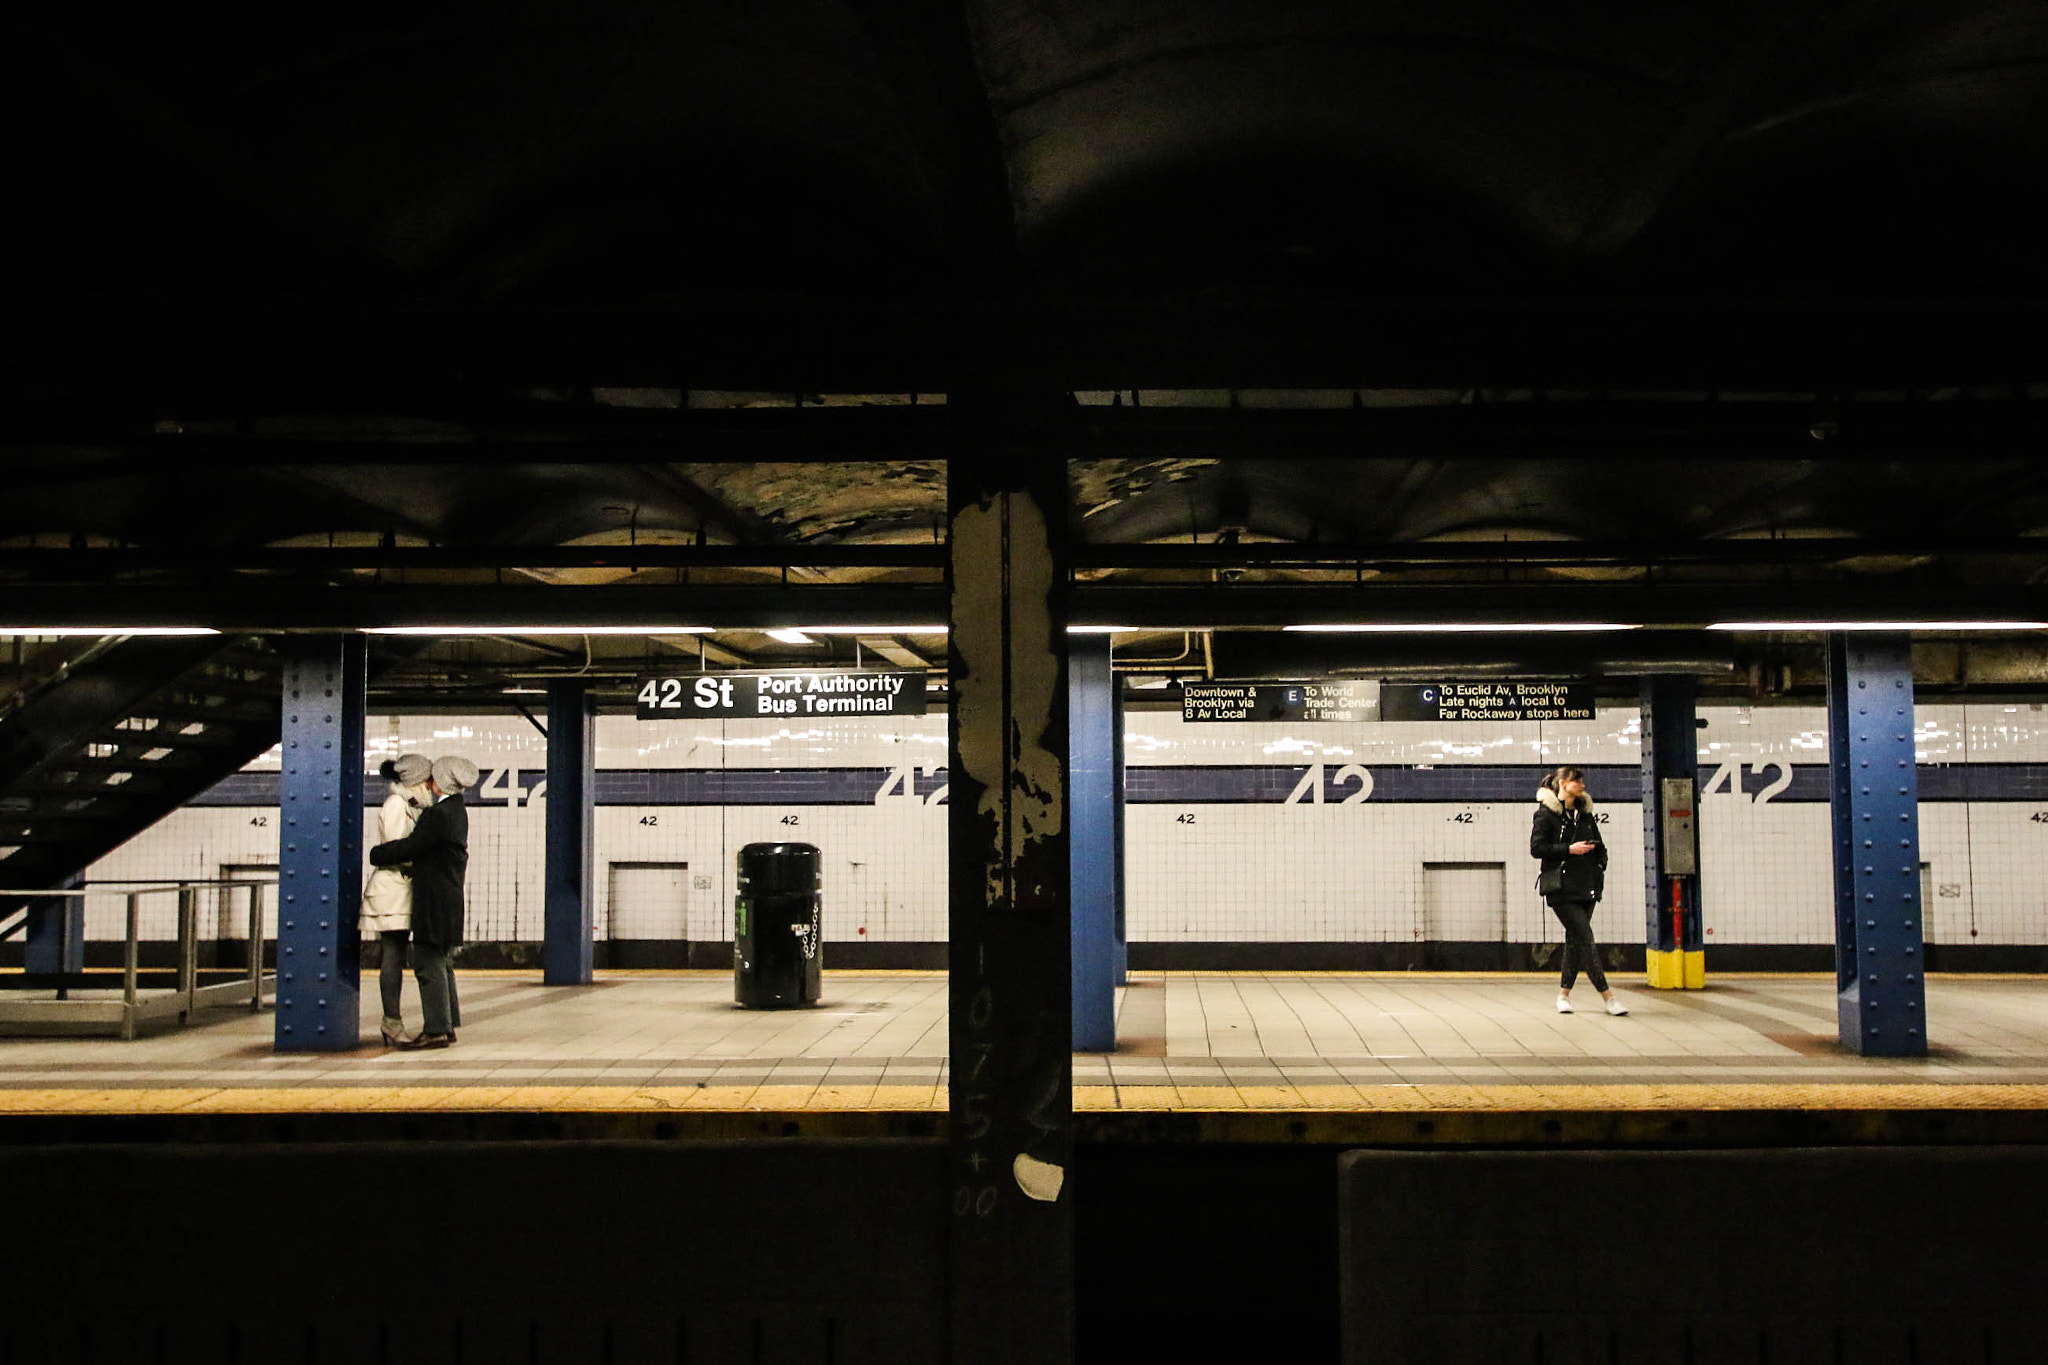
[{"xmin": 6, "ymin": 1081, "xmax": 2048, "ymax": 1119}]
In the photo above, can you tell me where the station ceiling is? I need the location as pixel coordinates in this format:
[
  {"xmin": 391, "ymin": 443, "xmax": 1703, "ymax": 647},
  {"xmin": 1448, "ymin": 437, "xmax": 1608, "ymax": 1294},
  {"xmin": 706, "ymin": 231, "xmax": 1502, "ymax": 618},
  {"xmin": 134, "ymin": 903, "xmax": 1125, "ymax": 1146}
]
[{"xmin": 7, "ymin": 2, "xmax": 2048, "ymax": 681}]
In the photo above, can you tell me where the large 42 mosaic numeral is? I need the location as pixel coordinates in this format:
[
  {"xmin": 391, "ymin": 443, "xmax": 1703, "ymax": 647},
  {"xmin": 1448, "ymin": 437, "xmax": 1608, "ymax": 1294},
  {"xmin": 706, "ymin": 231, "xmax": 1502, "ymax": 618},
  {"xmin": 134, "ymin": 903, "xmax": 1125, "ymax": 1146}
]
[
  {"xmin": 1703, "ymin": 758, "xmax": 1793, "ymax": 804},
  {"xmin": 873, "ymin": 765, "xmax": 948, "ymax": 805},
  {"xmin": 1283, "ymin": 763, "xmax": 1374, "ymax": 805}
]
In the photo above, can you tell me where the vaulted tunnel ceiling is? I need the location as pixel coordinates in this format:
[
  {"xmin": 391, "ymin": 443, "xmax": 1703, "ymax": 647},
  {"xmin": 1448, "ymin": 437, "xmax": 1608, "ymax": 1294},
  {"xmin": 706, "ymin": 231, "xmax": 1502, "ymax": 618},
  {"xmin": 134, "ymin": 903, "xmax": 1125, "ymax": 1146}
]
[{"xmin": 7, "ymin": 2, "xmax": 2048, "ymax": 650}]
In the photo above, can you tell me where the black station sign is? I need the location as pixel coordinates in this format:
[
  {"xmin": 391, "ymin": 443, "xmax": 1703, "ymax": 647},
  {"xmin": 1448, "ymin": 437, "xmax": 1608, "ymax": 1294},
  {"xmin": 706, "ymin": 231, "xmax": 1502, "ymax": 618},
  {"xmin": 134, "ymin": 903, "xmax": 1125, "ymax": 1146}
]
[
  {"xmin": 1380, "ymin": 681, "xmax": 1595, "ymax": 722},
  {"xmin": 1180, "ymin": 680, "xmax": 1376, "ymax": 723},
  {"xmin": 636, "ymin": 671, "xmax": 928, "ymax": 719}
]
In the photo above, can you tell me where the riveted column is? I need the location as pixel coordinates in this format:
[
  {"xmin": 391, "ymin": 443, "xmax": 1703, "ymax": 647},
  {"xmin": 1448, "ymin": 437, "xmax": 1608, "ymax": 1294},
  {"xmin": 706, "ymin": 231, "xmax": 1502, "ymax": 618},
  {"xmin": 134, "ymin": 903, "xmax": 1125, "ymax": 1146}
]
[
  {"xmin": 1639, "ymin": 676, "xmax": 1704, "ymax": 989},
  {"xmin": 947, "ymin": 398, "xmax": 1074, "ymax": 1364},
  {"xmin": 1827, "ymin": 633, "xmax": 1929, "ymax": 1056},
  {"xmin": 274, "ymin": 636, "xmax": 365, "ymax": 1051},
  {"xmin": 1070, "ymin": 635, "xmax": 1117, "ymax": 1051},
  {"xmin": 543, "ymin": 677, "xmax": 596, "ymax": 985}
]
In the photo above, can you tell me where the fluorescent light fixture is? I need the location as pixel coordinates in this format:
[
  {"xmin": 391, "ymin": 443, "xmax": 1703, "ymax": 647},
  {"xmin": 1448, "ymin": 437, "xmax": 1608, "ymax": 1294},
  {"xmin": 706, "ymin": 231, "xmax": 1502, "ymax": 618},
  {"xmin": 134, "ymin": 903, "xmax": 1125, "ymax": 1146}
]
[
  {"xmin": 1067, "ymin": 625, "xmax": 1142, "ymax": 634},
  {"xmin": 362, "ymin": 625, "xmax": 711, "ymax": 636},
  {"xmin": 1707, "ymin": 621, "xmax": 2048, "ymax": 632},
  {"xmin": 0, "ymin": 627, "xmax": 220, "ymax": 637},
  {"xmin": 1283, "ymin": 623, "xmax": 1641, "ymax": 634},
  {"xmin": 765, "ymin": 629, "xmax": 816, "ymax": 644},
  {"xmin": 776, "ymin": 626, "xmax": 948, "ymax": 635}
]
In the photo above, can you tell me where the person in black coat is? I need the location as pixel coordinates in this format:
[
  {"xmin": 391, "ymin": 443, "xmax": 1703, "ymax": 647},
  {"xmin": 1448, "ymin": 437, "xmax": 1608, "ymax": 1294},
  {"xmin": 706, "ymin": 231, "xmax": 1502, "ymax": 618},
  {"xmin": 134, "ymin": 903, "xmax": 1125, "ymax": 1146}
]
[
  {"xmin": 1530, "ymin": 765, "xmax": 1628, "ymax": 1017},
  {"xmin": 369, "ymin": 754, "xmax": 477, "ymax": 1048}
]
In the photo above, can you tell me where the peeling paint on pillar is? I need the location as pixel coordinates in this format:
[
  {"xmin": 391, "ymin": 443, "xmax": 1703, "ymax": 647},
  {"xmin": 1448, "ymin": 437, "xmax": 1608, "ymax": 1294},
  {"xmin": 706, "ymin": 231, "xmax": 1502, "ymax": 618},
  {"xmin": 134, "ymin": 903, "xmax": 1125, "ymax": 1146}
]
[
  {"xmin": 947, "ymin": 440, "xmax": 1076, "ymax": 1364},
  {"xmin": 952, "ymin": 492, "xmax": 1065, "ymax": 909}
]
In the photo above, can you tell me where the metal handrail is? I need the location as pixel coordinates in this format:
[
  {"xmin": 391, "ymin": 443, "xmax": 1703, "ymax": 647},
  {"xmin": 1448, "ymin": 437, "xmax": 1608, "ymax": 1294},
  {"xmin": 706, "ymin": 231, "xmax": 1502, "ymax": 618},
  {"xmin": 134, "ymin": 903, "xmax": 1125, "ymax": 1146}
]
[{"xmin": 0, "ymin": 880, "xmax": 276, "ymax": 1037}]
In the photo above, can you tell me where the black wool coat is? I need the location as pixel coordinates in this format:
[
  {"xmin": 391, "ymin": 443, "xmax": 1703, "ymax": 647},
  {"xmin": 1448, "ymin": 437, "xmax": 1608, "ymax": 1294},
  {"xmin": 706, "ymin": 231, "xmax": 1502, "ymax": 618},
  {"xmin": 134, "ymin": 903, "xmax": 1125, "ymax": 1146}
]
[
  {"xmin": 1529, "ymin": 787, "xmax": 1608, "ymax": 902},
  {"xmin": 368, "ymin": 793, "xmax": 469, "ymax": 948}
]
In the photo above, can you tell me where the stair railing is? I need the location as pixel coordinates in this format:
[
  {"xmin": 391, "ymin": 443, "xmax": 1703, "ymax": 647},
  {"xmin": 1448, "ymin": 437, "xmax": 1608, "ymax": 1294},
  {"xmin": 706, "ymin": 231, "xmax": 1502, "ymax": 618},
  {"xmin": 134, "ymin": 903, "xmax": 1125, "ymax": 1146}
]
[{"xmin": 0, "ymin": 879, "xmax": 276, "ymax": 1039}]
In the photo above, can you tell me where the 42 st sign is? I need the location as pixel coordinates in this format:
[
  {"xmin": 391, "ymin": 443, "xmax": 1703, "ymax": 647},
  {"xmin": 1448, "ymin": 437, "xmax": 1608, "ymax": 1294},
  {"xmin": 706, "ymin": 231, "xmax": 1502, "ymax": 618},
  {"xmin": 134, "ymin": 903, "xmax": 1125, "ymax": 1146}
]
[{"xmin": 636, "ymin": 671, "xmax": 929, "ymax": 720}]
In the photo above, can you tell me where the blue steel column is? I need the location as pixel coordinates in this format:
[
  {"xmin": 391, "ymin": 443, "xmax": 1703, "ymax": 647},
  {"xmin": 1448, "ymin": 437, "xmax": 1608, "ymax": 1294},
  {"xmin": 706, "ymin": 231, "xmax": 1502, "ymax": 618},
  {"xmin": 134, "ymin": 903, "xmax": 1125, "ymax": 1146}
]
[
  {"xmin": 274, "ymin": 636, "xmax": 365, "ymax": 1051},
  {"xmin": 23, "ymin": 875, "xmax": 84, "ymax": 976},
  {"xmin": 543, "ymin": 677, "xmax": 596, "ymax": 985},
  {"xmin": 1639, "ymin": 676, "xmax": 1704, "ymax": 989},
  {"xmin": 1827, "ymin": 633, "xmax": 1929, "ymax": 1056},
  {"xmin": 1070, "ymin": 636, "xmax": 1117, "ymax": 1051},
  {"xmin": 1111, "ymin": 672, "xmax": 1127, "ymax": 985}
]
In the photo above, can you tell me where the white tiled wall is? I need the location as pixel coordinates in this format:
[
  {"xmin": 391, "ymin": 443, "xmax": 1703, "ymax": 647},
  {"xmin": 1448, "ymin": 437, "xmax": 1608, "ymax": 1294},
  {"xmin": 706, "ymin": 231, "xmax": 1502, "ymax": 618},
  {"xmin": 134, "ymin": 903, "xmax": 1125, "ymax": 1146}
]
[
  {"xmin": 74, "ymin": 699, "xmax": 2048, "ymax": 948},
  {"xmin": 1122, "ymin": 706, "xmax": 1646, "ymax": 943},
  {"xmin": 86, "ymin": 713, "xmax": 950, "ymax": 945}
]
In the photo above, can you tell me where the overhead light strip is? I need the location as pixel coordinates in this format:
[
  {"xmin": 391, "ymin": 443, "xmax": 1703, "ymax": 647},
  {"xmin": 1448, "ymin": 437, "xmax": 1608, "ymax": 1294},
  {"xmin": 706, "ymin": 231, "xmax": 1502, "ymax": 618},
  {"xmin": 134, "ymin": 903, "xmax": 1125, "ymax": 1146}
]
[
  {"xmin": 363, "ymin": 625, "xmax": 713, "ymax": 636},
  {"xmin": 769, "ymin": 626, "xmax": 948, "ymax": 635},
  {"xmin": 0, "ymin": 627, "xmax": 221, "ymax": 637},
  {"xmin": 362, "ymin": 624, "xmax": 947, "ymax": 636},
  {"xmin": 1282, "ymin": 623, "xmax": 1642, "ymax": 634},
  {"xmin": 1707, "ymin": 621, "xmax": 2048, "ymax": 632}
]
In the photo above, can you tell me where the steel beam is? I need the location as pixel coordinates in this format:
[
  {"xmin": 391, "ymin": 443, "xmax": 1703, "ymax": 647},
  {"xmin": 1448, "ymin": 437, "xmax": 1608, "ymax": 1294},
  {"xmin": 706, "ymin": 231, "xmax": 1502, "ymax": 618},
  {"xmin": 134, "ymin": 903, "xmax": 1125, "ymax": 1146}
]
[
  {"xmin": 0, "ymin": 544, "xmax": 946, "ymax": 574},
  {"xmin": 18, "ymin": 399, "xmax": 2048, "ymax": 465},
  {"xmin": 1077, "ymin": 584, "xmax": 2048, "ymax": 632},
  {"xmin": 274, "ymin": 637, "xmax": 365, "ymax": 1051},
  {"xmin": 10, "ymin": 301, "xmax": 2048, "ymax": 392},
  {"xmin": 0, "ymin": 584, "xmax": 948, "ymax": 632},
  {"xmin": 8, "ymin": 580, "xmax": 2048, "ymax": 636},
  {"xmin": 543, "ymin": 679, "xmax": 595, "ymax": 986},
  {"xmin": 947, "ymin": 411, "xmax": 1074, "ymax": 1363},
  {"xmin": 1827, "ymin": 634, "xmax": 1929, "ymax": 1056}
]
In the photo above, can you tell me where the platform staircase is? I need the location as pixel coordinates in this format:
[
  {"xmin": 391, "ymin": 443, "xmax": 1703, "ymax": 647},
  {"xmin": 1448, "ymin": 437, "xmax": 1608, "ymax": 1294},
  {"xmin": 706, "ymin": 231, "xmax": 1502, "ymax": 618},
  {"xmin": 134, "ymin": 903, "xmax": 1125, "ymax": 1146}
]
[{"xmin": 0, "ymin": 635, "xmax": 284, "ymax": 933}]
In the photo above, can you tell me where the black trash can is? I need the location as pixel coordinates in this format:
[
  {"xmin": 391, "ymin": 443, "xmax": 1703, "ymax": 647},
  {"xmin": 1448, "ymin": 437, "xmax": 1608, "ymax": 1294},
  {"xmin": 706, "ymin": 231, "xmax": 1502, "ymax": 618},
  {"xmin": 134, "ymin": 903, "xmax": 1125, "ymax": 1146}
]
[{"xmin": 734, "ymin": 842, "xmax": 822, "ymax": 1007}]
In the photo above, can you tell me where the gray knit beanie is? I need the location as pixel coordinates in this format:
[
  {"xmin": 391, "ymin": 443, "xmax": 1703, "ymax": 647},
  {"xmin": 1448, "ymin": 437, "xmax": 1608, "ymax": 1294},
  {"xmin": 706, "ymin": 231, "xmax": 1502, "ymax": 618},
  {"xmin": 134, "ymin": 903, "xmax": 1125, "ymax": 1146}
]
[
  {"xmin": 430, "ymin": 755, "xmax": 480, "ymax": 795},
  {"xmin": 391, "ymin": 752, "xmax": 432, "ymax": 786}
]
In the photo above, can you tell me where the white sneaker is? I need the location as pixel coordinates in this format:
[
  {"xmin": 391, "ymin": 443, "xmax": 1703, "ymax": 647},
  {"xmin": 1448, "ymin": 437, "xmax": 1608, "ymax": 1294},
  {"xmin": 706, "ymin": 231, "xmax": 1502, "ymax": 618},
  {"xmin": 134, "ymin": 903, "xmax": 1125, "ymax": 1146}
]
[
  {"xmin": 1604, "ymin": 995, "xmax": 1629, "ymax": 1016},
  {"xmin": 1555, "ymin": 994, "xmax": 1574, "ymax": 1014}
]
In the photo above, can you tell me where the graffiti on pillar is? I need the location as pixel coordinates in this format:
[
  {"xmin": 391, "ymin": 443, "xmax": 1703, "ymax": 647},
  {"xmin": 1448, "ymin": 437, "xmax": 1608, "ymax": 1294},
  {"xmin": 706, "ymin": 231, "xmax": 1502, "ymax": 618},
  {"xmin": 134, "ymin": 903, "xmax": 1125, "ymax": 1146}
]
[{"xmin": 951, "ymin": 490, "xmax": 1065, "ymax": 909}]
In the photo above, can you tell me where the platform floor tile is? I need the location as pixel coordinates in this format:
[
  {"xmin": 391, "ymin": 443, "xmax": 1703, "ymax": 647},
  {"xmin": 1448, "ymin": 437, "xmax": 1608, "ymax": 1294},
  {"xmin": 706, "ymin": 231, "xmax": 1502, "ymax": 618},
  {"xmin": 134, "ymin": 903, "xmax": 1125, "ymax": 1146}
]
[{"xmin": 0, "ymin": 970, "xmax": 2046, "ymax": 1116}]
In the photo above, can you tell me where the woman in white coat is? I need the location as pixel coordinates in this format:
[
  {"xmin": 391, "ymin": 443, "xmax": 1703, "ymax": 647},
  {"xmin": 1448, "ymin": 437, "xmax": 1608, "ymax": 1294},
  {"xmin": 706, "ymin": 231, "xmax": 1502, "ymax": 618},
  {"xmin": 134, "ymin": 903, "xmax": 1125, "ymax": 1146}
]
[{"xmin": 364, "ymin": 752, "xmax": 433, "ymax": 1045}]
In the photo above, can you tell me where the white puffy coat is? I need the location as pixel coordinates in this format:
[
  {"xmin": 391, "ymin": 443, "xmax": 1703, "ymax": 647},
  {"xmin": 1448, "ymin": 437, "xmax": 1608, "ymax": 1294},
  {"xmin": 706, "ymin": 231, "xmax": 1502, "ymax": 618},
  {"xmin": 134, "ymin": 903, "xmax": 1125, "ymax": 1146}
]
[{"xmin": 361, "ymin": 783, "xmax": 429, "ymax": 934}]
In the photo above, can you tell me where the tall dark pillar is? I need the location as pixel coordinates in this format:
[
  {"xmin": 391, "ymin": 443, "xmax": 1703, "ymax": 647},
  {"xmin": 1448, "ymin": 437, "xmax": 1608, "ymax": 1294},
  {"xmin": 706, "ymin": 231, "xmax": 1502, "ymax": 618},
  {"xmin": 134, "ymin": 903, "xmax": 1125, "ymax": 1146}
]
[
  {"xmin": 1639, "ymin": 676, "xmax": 1703, "ymax": 989},
  {"xmin": 1827, "ymin": 633, "xmax": 1929, "ymax": 1056},
  {"xmin": 543, "ymin": 678, "xmax": 596, "ymax": 985},
  {"xmin": 1070, "ymin": 636, "xmax": 1118, "ymax": 1051},
  {"xmin": 947, "ymin": 419, "xmax": 1074, "ymax": 1363},
  {"xmin": 274, "ymin": 636, "xmax": 365, "ymax": 1051}
]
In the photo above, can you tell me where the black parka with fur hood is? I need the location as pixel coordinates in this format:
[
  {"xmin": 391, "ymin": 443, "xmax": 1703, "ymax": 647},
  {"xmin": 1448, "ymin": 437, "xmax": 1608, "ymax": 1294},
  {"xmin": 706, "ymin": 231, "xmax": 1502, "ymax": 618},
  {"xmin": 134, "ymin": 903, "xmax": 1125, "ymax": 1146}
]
[{"xmin": 1530, "ymin": 785, "xmax": 1608, "ymax": 901}]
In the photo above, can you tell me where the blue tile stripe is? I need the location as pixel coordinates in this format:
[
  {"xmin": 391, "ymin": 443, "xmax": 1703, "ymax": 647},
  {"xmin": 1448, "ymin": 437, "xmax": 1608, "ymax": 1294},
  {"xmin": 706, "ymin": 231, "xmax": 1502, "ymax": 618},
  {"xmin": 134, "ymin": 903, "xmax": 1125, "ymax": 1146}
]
[{"xmin": 184, "ymin": 762, "xmax": 2048, "ymax": 808}]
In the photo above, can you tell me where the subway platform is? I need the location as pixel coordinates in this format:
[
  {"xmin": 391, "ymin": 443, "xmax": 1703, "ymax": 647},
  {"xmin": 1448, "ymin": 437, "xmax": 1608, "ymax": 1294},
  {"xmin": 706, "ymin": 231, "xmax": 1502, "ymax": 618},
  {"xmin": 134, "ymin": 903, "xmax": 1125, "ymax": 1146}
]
[{"xmin": 3, "ymin": 970, "xmax": 2046, "ymax": 1144}]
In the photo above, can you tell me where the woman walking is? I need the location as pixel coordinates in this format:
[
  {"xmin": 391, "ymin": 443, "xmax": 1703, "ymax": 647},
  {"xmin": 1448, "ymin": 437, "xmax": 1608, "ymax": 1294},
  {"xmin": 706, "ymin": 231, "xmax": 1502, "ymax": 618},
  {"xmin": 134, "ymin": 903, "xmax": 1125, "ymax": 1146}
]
[
  {"xmin": 363, "ymin": 753, "xmax": 433, "ymax": 1045},
  {"xmin": 1530, "ymin": 766, "xmax": 1627, "ymax": 1016}
]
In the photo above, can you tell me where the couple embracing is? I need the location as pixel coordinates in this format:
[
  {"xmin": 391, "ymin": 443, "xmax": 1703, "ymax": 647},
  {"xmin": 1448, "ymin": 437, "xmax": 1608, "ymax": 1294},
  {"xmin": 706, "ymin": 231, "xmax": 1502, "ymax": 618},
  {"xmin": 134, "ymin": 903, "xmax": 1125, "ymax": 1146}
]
[{"xmin": 362, "ymin": 753, "xmax": 479, "ymax": 1050}]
